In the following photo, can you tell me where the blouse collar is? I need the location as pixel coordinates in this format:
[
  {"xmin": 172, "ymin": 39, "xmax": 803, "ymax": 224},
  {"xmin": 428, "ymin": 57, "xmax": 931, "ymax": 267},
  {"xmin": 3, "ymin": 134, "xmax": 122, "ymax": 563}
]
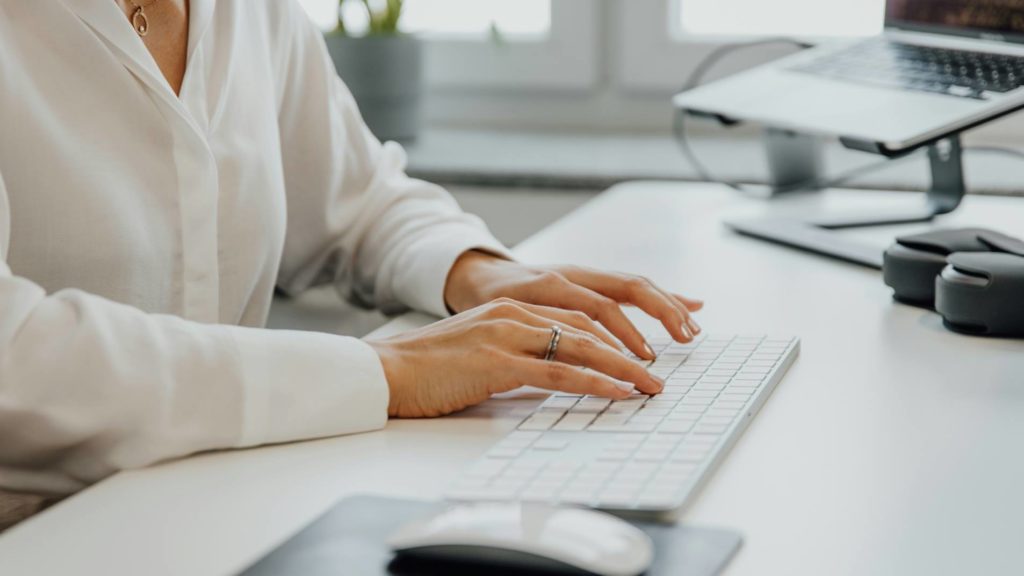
[
  {"xmin": 57, "ymin": 0, "xmax": 215, "ymax": 100},
  {"xmin": 57, "ymin": 0, "xmax": 216, "ymax": 136}
]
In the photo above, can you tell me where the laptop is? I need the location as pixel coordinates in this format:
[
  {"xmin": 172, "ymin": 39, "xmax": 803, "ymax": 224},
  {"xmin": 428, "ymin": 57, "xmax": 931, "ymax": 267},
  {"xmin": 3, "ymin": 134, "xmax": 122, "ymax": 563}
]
[{"xmin": 674, "ymin": 0, "xmax": 1024, "ymax": 153}]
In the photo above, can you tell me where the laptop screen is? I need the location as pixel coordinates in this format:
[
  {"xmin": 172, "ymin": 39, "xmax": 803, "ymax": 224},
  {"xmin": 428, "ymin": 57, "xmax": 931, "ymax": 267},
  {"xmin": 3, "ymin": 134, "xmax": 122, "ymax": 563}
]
[{"xmin": 887, "ymin": 0, "xmax": 1024, "ymax": 43}]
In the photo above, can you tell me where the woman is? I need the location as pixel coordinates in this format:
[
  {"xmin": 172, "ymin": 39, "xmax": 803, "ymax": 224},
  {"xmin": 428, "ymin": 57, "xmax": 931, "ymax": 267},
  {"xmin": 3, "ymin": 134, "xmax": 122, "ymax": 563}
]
[{"xmin": 0, "ymin": 0, "xmax": 702, "ymax": 526}]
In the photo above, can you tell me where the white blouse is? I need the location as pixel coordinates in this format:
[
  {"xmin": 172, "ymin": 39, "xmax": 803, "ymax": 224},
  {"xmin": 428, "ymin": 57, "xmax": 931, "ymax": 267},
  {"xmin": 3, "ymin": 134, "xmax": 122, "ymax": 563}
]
[{"xmin": 0, "ymin": 0, "xmax": 507, "ymax": 495}]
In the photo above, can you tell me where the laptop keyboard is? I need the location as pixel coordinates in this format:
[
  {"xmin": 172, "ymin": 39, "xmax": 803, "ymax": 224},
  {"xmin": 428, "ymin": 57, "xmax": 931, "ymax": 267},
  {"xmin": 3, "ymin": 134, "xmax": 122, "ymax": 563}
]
[{"xmin": 792, "ymin": 38, "xmax": 1024, "ymax": 100}]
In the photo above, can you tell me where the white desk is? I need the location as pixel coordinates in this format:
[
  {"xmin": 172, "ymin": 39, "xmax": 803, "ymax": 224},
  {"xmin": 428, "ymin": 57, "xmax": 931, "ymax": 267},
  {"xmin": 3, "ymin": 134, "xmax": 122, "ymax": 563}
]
[{"xmin": 2, "ymin": 182, "xmax": 1023, "ymax": 576}]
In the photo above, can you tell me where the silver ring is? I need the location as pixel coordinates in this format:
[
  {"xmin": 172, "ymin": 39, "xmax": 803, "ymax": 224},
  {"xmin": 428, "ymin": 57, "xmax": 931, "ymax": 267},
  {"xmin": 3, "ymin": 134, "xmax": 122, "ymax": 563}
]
[{"xmin": 544, "ymin": 326, "xmax": 563, "ymax": 362}]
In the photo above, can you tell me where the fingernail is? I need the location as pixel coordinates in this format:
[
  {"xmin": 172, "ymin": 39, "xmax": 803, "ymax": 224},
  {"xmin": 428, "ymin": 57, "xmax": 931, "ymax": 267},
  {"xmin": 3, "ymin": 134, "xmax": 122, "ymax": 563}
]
[
  {"xmin": 613, "ymin": 380, "xmax": 636, "ymax": 393},
  {"xmin": 688, "ymin": 318, "xmax": 702, "ymax": 335},
  {"xmin": 648, "ymin": 374, "xmax": 665, "ymax": 391},
  {"xmin": 679, "ymin": 323, "xmax": 693, "ymax": 340},
  {"xmin": 642, "ymin": 342, "xmax": 656, "ymax": 359}
]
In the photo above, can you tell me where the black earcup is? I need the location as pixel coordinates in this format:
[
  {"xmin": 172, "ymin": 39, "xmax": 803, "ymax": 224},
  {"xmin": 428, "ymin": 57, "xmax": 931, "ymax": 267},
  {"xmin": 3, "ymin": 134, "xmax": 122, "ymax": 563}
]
[
  {"xmin": 935, "ymin": 253, "xmax": 1024, "ymax": 338},
  {"xmin": 882, "ymin": 244, "xmax": 948, "ymax": 308},
  {"xmin": 883, "ymin": 228, "xmax": 1013, "ymax": 309}
]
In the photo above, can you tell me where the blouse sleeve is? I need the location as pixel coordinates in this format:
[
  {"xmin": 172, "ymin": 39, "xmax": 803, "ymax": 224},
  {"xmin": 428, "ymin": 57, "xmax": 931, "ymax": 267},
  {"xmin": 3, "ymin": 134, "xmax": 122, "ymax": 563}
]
[
  {"xmin": 0, "ymin": 170, "xmax": 389, "ymax": 495},
  {"xmin": 272, "ymin": 1, "xmax": 511, "ymax": 317}
]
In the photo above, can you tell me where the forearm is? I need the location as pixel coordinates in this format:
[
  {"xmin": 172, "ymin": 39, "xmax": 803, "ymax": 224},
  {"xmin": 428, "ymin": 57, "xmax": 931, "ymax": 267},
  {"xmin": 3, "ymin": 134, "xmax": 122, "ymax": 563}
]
[{"xmin": 0, "ymin": 277, "xmax": 388, "ymax": 495}]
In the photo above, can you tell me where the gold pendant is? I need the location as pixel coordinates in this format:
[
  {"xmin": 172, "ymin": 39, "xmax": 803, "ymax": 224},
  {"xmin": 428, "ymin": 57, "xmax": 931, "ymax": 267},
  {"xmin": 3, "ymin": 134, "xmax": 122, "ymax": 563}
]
[{"xmin": 132, "ymin": 6, "xmax": 150, "ymax": 37}]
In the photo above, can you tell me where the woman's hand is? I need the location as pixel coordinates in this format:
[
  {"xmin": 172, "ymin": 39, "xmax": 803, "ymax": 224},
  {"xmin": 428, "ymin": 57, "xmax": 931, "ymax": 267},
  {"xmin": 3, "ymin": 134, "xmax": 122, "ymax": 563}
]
[
  {"xmin": 367, "ymin": 298, "xmax": 665, "ymax": 418},
  {"xmin": 444, "ymin": 251, "xmax": 704, "ymax": 360}
]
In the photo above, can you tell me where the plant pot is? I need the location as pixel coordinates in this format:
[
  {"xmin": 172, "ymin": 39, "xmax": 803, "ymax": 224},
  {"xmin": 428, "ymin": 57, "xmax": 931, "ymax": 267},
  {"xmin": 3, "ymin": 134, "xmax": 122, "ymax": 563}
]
[{"xmin": 324, "ymin": 34, "xmax": 424, "ymax": 143}]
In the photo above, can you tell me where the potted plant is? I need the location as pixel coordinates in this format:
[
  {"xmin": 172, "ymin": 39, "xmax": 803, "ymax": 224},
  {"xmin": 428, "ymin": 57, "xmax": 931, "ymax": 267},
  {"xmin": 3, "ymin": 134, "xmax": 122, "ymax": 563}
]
[{"xmin": 324, "ymin": 0, "xmax": 423, "ymax": 142}]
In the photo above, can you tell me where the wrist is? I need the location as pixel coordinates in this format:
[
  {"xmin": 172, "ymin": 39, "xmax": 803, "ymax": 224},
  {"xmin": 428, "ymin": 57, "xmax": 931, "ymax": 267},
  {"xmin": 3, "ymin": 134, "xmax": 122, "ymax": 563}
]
[
  {"xmin": 444, "ymin": 250, "xmax": 501, "ymax": 314},
  {"xmin": 367, "ymin": 339, "xmax": 412, "ymax": 418}
]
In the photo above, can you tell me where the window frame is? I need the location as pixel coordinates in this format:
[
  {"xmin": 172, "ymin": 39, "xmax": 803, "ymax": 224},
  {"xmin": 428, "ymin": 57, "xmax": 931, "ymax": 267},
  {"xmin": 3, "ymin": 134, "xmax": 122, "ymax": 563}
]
[
  {"xmin": 617, "ymin": 0, "xmax": 816, "ymax": 93},
  {"xmin": 416, "ymin": 0, "xmax": 1024, "ymax": 140},
  {"xmin": 424, "ymin": 0, "xmax": 599, "ymax": 91}
]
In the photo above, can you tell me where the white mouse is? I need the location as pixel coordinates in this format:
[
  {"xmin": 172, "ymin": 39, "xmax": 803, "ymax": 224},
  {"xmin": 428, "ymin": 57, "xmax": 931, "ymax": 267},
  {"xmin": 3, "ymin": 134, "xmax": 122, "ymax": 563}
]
[{"xmin": 387, "ymin": 502, "xmax": 654, "ymax": 576}]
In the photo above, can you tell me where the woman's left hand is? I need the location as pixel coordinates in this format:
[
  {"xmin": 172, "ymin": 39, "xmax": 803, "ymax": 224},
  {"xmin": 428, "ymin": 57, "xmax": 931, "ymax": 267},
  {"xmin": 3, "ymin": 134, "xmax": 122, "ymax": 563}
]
[{"xmin": 444, "ymin": 251, "xmax": 704, "ymax": 361}]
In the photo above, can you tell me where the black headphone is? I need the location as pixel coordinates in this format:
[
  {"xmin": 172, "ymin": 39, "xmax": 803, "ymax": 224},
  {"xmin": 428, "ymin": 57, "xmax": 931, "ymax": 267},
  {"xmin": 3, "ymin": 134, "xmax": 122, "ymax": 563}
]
[{"xmin": 883, "ymin": 228, "xmax": 1024, "ymax": 337}]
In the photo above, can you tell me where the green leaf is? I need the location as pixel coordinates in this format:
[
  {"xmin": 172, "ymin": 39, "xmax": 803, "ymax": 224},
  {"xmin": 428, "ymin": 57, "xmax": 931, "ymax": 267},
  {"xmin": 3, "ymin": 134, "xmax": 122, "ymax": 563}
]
[{"xmin": 338, "ymin": 0, "xmax": 403, "ymax": 36}]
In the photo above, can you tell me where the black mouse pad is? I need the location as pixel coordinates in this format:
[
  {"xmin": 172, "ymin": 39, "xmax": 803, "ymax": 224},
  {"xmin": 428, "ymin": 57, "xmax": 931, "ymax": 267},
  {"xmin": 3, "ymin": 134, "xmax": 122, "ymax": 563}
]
[{"xmin": 239, "ymin": 495, "xmax": 743, "ymax": 576}]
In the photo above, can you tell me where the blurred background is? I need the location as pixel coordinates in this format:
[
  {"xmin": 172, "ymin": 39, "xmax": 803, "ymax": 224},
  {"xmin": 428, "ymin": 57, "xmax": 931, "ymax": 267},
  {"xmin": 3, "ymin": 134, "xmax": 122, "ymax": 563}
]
[{"xmin": 276, "ymin": 0, "xmax": 1024, "ymax": 335}]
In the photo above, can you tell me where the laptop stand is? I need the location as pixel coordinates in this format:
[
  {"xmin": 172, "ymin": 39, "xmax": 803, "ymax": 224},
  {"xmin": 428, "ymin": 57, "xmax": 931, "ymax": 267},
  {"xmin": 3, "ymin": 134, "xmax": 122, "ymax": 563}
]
[{"xmin": 726, "ymin": 134, "xmax": 966, "ymax": 269}]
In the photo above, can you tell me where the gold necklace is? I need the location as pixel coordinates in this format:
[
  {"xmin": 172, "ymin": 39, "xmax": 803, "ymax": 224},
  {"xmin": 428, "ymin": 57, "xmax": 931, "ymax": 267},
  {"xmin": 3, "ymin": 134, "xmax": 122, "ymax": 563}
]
[{"xmin": 126, "ymin": 0, "xmax": 160, "ymax": 37}]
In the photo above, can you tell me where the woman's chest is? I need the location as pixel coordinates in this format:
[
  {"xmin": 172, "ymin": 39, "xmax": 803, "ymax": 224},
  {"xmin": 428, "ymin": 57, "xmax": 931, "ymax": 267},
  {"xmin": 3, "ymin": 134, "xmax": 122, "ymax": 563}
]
[{"xmin": 0, "ymin": 9, "xmax": 288, "ymax": 317}]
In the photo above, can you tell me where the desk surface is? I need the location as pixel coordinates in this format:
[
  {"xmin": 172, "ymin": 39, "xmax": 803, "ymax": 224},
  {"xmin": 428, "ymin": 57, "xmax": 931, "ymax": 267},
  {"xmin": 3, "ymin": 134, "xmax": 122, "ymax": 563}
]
[{"xmin": 2, "ymin": 183, "xmax": 1023, "ymax": 576}]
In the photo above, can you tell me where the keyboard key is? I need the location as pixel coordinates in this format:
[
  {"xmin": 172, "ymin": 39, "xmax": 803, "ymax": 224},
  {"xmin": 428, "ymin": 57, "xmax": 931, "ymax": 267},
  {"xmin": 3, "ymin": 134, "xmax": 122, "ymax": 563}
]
[
  {"xmin": 574, "ymin": 398, "xmax": 611, "ymax": 411},
  {"xmin": 603, "ymin": 404, "xmax": 640, "ymax": 416},
  {"xmin": 643, "ymin": 433, "xmax": 683, "ymax": 447},
  {"xmin": 608, "ymin": 435, "xmax": 644, "ymax": 448},
  {"xmin": 659, "ymin": 420, "xmax": 695, "ymax": 433},
  {"xmin": 553, "ymin": 413, "xmax": 597, "ymax": 431},
  {"xmin": 591, "ymin": 414, "xmax": 630, "ymax": 427},
  {"xmin": 541, "ymin": 396, "xmax": 580, "ymax": 410},
  {"xmin": 518, "ymin": 413, "xmax": 564, "ymax": 431},
  {"xmin": 533, "ymin": 438, "xmax": 570, "ymax": 451},
  {"xmin": 660, "ymin": 463, "xmax": 698, "ymax": 477},
  {"xmin": 615, "ymin": 463, "xmax": 658, "ymax": 479},
  {"xmin": 699, "ymin": 416, "xmax": 734, "ymax": 426},
  {"xmin": 686, "ymin": 390, "xmax": 719, "ymax": 399},
  {"xmin": 623, "ymin": 422, "xmax": 658, "ymax": 433},
  {"xmin": 694, "ymin": 423, "xmax": 730, "ymax": 435},
  {"xmin": 502, "ymin": 467, "xmax": 540, "ymax": 480},
  {"xmin": 597, "ymin": 449, "xmax": 632, "ymax": 461},
  {"xmin": 634, "ymin": 449, "xmax": 672, "ymax": 462},
  {"xmin": 706, "ymin": 369, "xmax": 738, "ymax": 378},
  {"xmin": 705, "ymin": 408, "xmax": 741, "ymax": 419},
  {"xmin": 720, "ymin": 392, "xmax": 754, "ymax": 402}
]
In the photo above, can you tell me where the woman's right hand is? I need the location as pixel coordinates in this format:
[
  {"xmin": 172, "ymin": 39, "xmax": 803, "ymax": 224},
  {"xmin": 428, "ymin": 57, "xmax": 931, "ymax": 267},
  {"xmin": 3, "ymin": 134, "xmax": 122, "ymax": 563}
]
[{"xmin": 367, "ymin": 298, "xmax": 665, "ymax": 418}]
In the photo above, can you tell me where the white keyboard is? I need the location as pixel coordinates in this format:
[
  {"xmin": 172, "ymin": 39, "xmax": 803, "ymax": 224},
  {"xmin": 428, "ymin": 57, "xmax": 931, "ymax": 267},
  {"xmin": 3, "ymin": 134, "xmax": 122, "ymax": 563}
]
[{"xmin": 446, "ymin": 334, "xmax": 800, "ymax": 517}]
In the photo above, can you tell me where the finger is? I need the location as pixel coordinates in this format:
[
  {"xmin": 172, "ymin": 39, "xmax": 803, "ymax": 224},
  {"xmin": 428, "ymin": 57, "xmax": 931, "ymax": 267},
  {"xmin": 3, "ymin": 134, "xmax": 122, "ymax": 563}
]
[
  {"xmin": 511, "ymin": 276, "xmax": 657, "ymax": 360},
  {"xmin": 556, "ymin": 332, "xmax": 664, "ymax": 395},
  {"xmin": 521, "ymin": 326, "xmax": 663, "ymax": 394},
  {"xmin": 673, "ymin": 294, "xmax": 704, "ymax": 335},
  {"xmin": 654, "ymin": 286, "xmax": 700, "ymax": 337},
  {"xmin": 560, "ymin": 268, "xmax": 695, "ymax": 343},
  {"xmin": 569, "ymin": 286, "xmax": 658, "ymax": 360},
  {"xmin": 643, "ymin": 282, "xmax": 702, "ymax": 337},
  {"xmin": 675, "ymin": 294, "xmax": 704, "ymax": 312},
  {"xmin": 519, "ymin": 358, "xmax": 639, "ymax": 400},
  {"xmin": 508, "ymin": 301, "xmax": 623, "ymax": 352}
]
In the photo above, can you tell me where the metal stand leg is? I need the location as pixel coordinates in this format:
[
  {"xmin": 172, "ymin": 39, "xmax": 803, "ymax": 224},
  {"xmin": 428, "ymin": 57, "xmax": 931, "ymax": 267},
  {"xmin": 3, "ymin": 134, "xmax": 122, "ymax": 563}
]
[
  {"xmin": 764, "ymin": 128, "xmax": 825, "ymax": 194},
  {"xmin": 729, "ymin": 136, "xmax": 967, "ymax": 269}
]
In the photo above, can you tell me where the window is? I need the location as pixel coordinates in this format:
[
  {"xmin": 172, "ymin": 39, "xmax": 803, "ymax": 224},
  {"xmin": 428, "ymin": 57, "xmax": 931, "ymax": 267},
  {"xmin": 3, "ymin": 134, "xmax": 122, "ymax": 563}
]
[
  {"xmin": 401, "ymin": 0, "xmax": 551, "ymax": 39},
  {"xmin": 678, "ymin": 0, "xmax": 884, "ymax": 38},
  {"xmin": 297, "ymin": 0, "xmax": 594, "ymax": 90},
  {"xmin": 299, "ymin": 0, "xmax": 551, "ymax": 39},
  {"xmin": 619, "ymin": 0, "xmax": 884, "ymax": 92},
  {"xmin": 292, "ymin": 0, "xmax": 1024, "ymax": 136}
]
